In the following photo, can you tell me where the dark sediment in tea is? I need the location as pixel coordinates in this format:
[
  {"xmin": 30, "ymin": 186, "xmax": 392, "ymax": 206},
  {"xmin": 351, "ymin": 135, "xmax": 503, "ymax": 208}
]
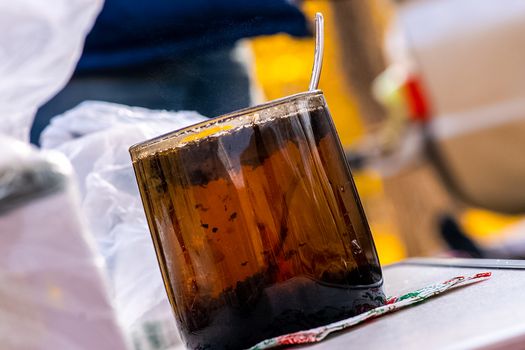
[
  {"xmin": 185, "ymin": 276, "xmax": 384, "ymax": 349},
  {"xmin": 132, "ymin": 104, "xmax": 384, "ymax": 349}
]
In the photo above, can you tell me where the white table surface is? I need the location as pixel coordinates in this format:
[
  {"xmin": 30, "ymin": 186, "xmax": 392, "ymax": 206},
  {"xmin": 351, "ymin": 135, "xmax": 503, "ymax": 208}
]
[{"xmin": 298, "ymin": 258, "xmax": 525, "ymax": 350}]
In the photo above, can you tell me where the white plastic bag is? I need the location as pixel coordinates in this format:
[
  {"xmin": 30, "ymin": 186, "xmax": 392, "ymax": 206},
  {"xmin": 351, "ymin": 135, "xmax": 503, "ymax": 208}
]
[
  {"xmin": 0, "ymin": 1, "xmax": 132, "ymax": 348},
  {"xmin": 0, "ymin": 136, "xmax": 129, "ymax": 350},
  {"xmin": 41, "ymin": 101, "xmax": 206, "ymax": 349},
  {"xmin": 0, "ymin": 0, "xmax": 102, "ymax": 140}
]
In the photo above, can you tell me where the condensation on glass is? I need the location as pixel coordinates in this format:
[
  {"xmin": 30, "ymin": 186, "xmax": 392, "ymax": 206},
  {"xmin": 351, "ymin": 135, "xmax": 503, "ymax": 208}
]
[{"xmin": 130, "ymin": 90, "xmax": 385, "ymax": 350}]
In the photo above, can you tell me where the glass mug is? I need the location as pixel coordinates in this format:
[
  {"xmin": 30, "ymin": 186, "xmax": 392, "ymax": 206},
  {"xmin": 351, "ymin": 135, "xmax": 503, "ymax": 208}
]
[{"xmin": 130, "ymin": 90, "xmax": 384, "ymax": 349}]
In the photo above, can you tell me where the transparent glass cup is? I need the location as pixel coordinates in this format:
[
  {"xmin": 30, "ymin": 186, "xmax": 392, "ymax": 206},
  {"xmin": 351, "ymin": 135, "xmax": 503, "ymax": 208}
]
[{"xmin": 130, "ymin": 91, "xmax": 384, "ymax": 349}]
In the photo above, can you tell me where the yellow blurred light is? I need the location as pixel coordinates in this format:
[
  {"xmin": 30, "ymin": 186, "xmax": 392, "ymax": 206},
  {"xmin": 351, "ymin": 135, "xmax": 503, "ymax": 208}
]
[
  {"xmin": 372, "ymin": 227, "xmax": 407, "ymax": 265},
  {"xmin": 461, "ymin": 208, "xmax": 523, "ymax": 240},
  {"xmin": 352, "ymin": 170, "xmax": 384, "ymax": 198},
  {"xmin": 250, "ymin": 2, "xmax": 363, "ymax": 147}
]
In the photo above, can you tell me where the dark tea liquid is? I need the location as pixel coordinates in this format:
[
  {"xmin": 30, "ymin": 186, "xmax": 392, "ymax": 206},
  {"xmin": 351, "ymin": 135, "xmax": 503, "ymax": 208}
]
[{"xmin": 132, "ymin": 98, "xmax": 384, "ymax": 349}]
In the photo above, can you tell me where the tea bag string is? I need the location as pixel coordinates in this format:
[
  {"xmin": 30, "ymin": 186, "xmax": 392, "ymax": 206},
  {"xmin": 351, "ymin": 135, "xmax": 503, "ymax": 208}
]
[{"xmin": 309, "ymin": 12, "xmax": 324, "ymax": 91}]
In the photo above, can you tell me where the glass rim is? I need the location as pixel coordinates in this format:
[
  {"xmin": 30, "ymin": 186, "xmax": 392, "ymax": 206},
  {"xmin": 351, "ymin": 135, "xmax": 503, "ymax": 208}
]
[{"xmin": 129, "ymin": 89, "xmax": 324, "ymax": 158}]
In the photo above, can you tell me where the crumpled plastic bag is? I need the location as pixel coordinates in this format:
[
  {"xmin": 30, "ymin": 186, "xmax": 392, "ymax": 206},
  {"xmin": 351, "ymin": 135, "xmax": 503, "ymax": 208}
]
[
  {"xmin": 0, "ymin": 0, "xmax": 132, "ymax": 348},
  {"xmin": 0, "ymin": 136, "xmax": 129, "ymax": 350},
  {"xmin": 0, "ymin": 0, "xmax": 102, "ymax": 140},
  {"xmin": 41, "ymin": 101, "xmax": 206, "ymax": 349}
]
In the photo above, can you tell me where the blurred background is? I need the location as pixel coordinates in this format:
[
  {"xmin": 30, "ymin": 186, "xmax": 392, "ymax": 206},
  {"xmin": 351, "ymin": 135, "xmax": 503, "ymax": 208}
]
[{"xmin": 28, "ymin": 0, "xmax": 525, "ymax": 265}]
